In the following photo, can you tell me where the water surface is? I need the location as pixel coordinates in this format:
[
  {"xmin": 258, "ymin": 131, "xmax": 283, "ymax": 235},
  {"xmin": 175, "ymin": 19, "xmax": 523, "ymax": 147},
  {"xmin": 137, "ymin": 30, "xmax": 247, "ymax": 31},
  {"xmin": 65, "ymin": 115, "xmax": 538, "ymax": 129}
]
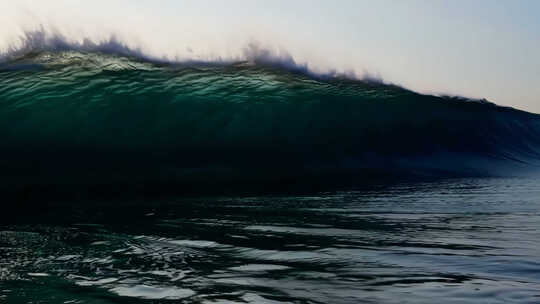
[{"xmin": 1, "ymin": 177, "xmax": 540, "ymax": 303}]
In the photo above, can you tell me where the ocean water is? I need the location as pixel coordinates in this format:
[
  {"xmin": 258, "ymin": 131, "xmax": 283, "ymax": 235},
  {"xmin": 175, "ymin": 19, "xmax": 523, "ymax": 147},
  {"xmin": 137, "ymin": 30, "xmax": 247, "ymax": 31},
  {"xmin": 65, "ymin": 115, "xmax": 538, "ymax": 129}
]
[
  {"xmin": 2, "ymin": 48, "xmax": 540, "ymax": 303},
  {"xmin": 1, "ymin": 51, "xmax": 540, "ymax": 193},
  {"xmin": 2, "ymin": 177, "xmax": 540, "ymax": 304}
]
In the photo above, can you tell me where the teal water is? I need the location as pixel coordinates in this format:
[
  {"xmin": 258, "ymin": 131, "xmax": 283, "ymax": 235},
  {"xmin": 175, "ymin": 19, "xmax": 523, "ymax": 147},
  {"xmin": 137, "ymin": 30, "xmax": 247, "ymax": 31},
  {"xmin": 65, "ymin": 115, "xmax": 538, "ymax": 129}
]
[
  {"xmin": 2, "ymin": 50, "xmax": 540, "ymax": 303},
  {"xmin": 2, "ymin": 177, "xmax": 540, "ymax": 303},
  {"xmin": 1, "ymin": 51, "xmax": 540, "ymax": 197}
]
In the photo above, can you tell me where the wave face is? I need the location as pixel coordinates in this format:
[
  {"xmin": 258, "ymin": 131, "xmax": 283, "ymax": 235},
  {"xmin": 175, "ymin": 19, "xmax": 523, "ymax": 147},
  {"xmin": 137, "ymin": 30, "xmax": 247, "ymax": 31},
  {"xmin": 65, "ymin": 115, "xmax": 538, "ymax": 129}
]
[{"xmin": 1, "ymin": 51, "xmax": 540, "ymax": 197}]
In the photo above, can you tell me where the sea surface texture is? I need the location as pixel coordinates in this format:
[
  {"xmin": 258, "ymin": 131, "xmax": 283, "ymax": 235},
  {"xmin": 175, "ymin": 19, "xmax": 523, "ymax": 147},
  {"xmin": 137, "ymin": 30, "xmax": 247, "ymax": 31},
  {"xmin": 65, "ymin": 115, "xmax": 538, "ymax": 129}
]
[
  {"xmin": 1, "ymin": 50, "xmax": 540, "ymax": 303},
  {"xmin": 1, "ymin": 177, "xmax": 540, "ymax": 303}
]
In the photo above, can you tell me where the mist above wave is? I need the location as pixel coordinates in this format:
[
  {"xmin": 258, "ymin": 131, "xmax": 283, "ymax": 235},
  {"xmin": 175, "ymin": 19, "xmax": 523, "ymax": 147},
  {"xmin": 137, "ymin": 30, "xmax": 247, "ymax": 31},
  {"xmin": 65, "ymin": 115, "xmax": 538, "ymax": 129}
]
[{"xmin": 0, "ymin": 28, "xmax": 373, "ymax": 82}]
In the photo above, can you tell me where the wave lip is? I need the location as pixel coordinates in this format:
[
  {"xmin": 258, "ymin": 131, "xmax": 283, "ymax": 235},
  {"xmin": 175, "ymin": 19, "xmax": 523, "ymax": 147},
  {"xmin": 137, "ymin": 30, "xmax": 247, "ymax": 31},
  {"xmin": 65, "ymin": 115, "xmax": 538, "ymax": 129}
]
[
  {"xmin": 1, "ymin": 29, "xmax": 162, "ymax": 63},
  {"xmin": 1, "ymin": 50, "xmax": 540, "ymax": 197},
  {"xmin": 1, "ymin": 29, "xmax": 382, "ymax": 82}
]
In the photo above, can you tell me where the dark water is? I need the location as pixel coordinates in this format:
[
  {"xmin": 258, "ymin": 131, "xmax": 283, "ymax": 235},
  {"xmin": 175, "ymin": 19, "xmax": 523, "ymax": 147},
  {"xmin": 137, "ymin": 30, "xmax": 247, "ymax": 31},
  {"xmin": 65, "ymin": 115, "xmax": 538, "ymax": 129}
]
[
  {"xmin": 2, "ymin": 49, "xmax": 540, "ymax": 303},
  {"xmin": 2, "ymin": 51, "xmax": 540, "ymax": 193},
  {"xmin": 2, "ymin": 177, "xmax": 540, "ymax": 303}
]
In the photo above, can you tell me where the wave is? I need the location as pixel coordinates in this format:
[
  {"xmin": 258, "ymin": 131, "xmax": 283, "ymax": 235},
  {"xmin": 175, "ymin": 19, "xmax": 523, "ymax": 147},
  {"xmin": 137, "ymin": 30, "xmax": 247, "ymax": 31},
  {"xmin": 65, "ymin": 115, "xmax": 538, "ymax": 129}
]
[
  {"xmin": 1, "ymin": 50, "xmax": 540, "ymax": 198},
  {"xmin": 1, "ymin": 29, "xmax": 362, "ymax": 81}
]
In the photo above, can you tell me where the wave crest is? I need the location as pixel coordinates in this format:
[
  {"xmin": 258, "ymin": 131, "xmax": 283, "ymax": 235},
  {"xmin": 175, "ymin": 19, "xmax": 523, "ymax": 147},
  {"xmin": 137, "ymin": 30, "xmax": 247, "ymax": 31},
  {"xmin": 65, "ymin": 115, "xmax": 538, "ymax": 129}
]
[{"xmin": 1, "ymin": 28, "xmax": 374, "ymax": 82}]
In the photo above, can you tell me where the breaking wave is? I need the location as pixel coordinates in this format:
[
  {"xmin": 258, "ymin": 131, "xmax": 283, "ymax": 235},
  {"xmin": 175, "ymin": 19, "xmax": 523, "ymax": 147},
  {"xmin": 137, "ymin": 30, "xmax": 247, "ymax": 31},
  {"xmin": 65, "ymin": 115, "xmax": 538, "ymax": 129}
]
[
  {"xmin": 0, "ymin": 29, "xmax": 359, "ymax": 80},
  {"xmin": 1, "ymin": 47, "xmax": 540, "ymax": 198}
]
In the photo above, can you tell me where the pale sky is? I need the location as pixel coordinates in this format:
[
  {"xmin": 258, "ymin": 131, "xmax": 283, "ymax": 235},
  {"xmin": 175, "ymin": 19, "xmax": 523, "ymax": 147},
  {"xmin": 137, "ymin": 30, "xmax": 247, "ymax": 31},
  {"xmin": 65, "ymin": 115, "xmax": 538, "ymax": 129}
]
[{"xmin": 1, "ymin": 0, "xmax": 539, "ymax": 113}]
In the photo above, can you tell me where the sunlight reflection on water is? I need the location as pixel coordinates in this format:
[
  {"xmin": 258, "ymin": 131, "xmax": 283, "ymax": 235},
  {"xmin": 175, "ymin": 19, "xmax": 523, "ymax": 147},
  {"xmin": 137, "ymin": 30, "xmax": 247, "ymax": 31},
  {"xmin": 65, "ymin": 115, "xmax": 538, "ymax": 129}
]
[{"xmin": 1, "ymin": 177, "xmax": 540, "ymax": 303}]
